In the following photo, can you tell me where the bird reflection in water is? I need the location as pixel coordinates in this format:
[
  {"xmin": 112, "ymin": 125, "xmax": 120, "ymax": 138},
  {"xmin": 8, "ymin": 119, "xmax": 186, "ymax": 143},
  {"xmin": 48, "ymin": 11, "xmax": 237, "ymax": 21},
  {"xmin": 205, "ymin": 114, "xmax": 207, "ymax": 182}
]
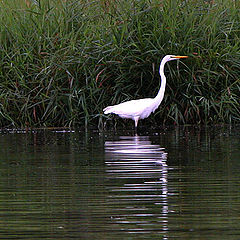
[{"xmin": 105, "ymin": 135, "xmax": 169, "ymax": 238}]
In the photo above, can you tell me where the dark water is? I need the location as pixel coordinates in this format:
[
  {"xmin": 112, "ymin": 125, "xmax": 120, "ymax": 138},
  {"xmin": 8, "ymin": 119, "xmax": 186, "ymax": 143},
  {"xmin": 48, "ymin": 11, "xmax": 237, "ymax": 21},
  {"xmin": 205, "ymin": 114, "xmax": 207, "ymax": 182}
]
[{"xmin": 0, "ymin": 126, "xmax": 239, "ymax": 239}]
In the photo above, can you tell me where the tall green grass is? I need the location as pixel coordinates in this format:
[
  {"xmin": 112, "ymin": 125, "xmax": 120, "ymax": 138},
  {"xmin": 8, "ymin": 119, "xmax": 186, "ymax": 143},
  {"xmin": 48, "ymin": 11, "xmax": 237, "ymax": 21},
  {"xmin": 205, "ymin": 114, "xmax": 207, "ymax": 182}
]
[{"xmin": 0, "ymin": 0, "xmax": 239, "ymax": 128}]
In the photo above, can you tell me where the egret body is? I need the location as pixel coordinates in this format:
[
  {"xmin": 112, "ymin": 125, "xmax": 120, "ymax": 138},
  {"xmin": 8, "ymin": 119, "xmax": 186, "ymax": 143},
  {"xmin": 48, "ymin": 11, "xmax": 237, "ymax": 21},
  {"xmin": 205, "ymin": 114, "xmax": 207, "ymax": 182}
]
[{"xmin": 103, "ymin": 55, "xmax": 188, "ymax": 128}]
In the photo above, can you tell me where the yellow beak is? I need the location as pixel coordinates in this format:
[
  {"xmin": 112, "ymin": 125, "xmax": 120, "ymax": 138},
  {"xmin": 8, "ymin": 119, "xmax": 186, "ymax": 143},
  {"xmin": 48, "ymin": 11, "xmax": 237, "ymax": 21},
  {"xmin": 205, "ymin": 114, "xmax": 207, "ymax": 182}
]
[{"xmin": 172, "ymin": 55, "xmax": 188, "ymax": 59}]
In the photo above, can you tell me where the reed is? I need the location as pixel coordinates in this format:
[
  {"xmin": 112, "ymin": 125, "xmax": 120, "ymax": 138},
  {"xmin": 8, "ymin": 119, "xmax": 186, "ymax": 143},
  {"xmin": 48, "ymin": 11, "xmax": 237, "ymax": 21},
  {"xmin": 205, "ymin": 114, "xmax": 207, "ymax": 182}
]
[{"xmin": 0, "ymin": 0, "xmax": 239, "ymax": 128}]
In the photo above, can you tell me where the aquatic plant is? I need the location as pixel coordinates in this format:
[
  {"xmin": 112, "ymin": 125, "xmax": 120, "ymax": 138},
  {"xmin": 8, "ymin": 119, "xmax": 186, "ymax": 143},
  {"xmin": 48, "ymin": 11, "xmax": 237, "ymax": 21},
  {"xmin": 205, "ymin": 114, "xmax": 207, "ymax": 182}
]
[{"xmin": 0, "ymin": 0, "xmax": 239, "ymax": 128}]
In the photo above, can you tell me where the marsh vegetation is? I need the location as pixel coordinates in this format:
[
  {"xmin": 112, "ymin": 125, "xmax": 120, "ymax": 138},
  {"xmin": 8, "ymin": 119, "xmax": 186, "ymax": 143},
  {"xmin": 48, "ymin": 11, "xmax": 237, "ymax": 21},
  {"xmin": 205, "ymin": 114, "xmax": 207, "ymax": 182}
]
[{"xmin": 0, "ymin": 0, "xmax": 239, "ymax": 127}]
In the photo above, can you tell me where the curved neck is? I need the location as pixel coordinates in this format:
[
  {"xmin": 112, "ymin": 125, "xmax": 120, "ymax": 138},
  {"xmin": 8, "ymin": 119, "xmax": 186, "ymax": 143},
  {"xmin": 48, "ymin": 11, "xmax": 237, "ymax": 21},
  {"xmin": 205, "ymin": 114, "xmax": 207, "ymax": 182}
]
[{"xmin": 153, "ymin": 59, "xmax": 167, "ymax": 105}]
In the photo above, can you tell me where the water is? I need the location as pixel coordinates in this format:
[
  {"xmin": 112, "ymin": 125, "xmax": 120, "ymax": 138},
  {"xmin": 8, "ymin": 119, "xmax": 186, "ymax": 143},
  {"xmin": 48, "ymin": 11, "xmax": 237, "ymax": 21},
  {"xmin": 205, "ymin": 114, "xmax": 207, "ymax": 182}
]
[{"xmin": 0, "ymin": 125, "xmax": 239, "ymax": 239}]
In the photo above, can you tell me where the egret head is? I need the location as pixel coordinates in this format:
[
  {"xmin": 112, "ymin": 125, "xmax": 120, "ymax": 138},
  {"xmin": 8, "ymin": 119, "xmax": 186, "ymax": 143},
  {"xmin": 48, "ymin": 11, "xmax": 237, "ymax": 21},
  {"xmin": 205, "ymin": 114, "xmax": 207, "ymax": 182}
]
[{"xmin": 166, "ymin": 55, "xmax": 188, "ymax": 61}]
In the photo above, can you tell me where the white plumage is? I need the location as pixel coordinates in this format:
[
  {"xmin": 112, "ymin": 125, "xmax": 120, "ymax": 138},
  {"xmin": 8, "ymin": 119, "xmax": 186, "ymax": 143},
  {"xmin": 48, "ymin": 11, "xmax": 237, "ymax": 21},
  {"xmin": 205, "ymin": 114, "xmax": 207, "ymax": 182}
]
[{"xmin": 103, "ymin": 55, "xmax": 188, "ymax": 128}]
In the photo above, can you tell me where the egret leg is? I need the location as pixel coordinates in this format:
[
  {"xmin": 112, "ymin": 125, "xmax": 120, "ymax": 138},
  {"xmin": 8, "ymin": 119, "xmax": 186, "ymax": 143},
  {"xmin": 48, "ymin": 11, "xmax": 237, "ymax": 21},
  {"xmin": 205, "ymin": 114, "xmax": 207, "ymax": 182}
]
[{"xmin": 134, "ymin": 117, "xmax": 139, "ymax": 129}]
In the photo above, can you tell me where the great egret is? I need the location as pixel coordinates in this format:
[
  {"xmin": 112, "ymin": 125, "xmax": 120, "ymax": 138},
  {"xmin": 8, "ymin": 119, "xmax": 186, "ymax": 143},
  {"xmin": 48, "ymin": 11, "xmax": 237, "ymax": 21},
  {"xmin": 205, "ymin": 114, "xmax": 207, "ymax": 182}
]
[{"xmin": 103, "ymin": 55, "xmax": 188, "ymax": 128}]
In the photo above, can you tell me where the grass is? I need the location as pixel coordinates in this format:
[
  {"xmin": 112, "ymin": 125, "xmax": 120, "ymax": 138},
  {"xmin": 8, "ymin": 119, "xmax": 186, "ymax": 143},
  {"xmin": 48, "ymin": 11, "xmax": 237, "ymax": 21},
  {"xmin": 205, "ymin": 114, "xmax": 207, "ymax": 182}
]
[{"xmin": 0, "ymin": 0, "xmax": 239, "ymax": 128}]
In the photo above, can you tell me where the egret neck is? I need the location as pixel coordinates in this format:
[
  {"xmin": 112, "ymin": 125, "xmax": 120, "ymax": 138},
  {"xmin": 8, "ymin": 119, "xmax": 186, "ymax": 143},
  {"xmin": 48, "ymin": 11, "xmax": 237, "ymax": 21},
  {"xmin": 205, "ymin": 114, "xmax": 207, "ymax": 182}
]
[{"xmin": 153, "ymin": 58, "xmax": 167, "ymax": 107}]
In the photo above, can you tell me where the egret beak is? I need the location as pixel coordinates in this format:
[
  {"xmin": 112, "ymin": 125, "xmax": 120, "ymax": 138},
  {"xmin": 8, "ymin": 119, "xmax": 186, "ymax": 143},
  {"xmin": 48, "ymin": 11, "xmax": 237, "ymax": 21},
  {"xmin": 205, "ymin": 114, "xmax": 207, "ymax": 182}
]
[{"xmin": 172, "ymin": 55, "xmax": 188, "ymax": 59}]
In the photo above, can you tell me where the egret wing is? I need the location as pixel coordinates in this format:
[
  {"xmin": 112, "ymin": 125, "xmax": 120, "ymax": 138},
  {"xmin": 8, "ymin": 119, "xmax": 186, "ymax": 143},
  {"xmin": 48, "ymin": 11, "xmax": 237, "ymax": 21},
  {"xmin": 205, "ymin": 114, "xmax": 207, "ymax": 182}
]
[{"xmin": 103, "ymin": 98, "xmax": 154, "ymax": 119}]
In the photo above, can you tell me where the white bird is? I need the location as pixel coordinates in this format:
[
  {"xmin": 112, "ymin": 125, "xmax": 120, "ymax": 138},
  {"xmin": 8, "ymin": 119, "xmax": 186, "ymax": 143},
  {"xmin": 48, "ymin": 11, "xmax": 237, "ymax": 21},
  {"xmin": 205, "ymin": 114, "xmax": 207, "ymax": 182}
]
[{"xmin": 103, "ymin": 55, "xmax": 188, "ymax": 128}]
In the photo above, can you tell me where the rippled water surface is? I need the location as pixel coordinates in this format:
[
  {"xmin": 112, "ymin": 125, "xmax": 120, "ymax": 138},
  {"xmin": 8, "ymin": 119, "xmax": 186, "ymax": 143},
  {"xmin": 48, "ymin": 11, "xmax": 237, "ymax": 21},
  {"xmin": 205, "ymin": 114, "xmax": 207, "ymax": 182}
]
[{"xmin": 0, "ymin": 126, "xmax": 239, "ymax": 239}]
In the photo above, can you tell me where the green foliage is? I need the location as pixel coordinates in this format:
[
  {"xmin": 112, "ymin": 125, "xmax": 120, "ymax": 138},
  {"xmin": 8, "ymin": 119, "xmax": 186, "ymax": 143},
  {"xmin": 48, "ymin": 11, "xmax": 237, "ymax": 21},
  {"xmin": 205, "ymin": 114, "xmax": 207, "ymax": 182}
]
[{"xmin": 0, "ymin": 0, "xmax": 239, "ymax": 127}]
